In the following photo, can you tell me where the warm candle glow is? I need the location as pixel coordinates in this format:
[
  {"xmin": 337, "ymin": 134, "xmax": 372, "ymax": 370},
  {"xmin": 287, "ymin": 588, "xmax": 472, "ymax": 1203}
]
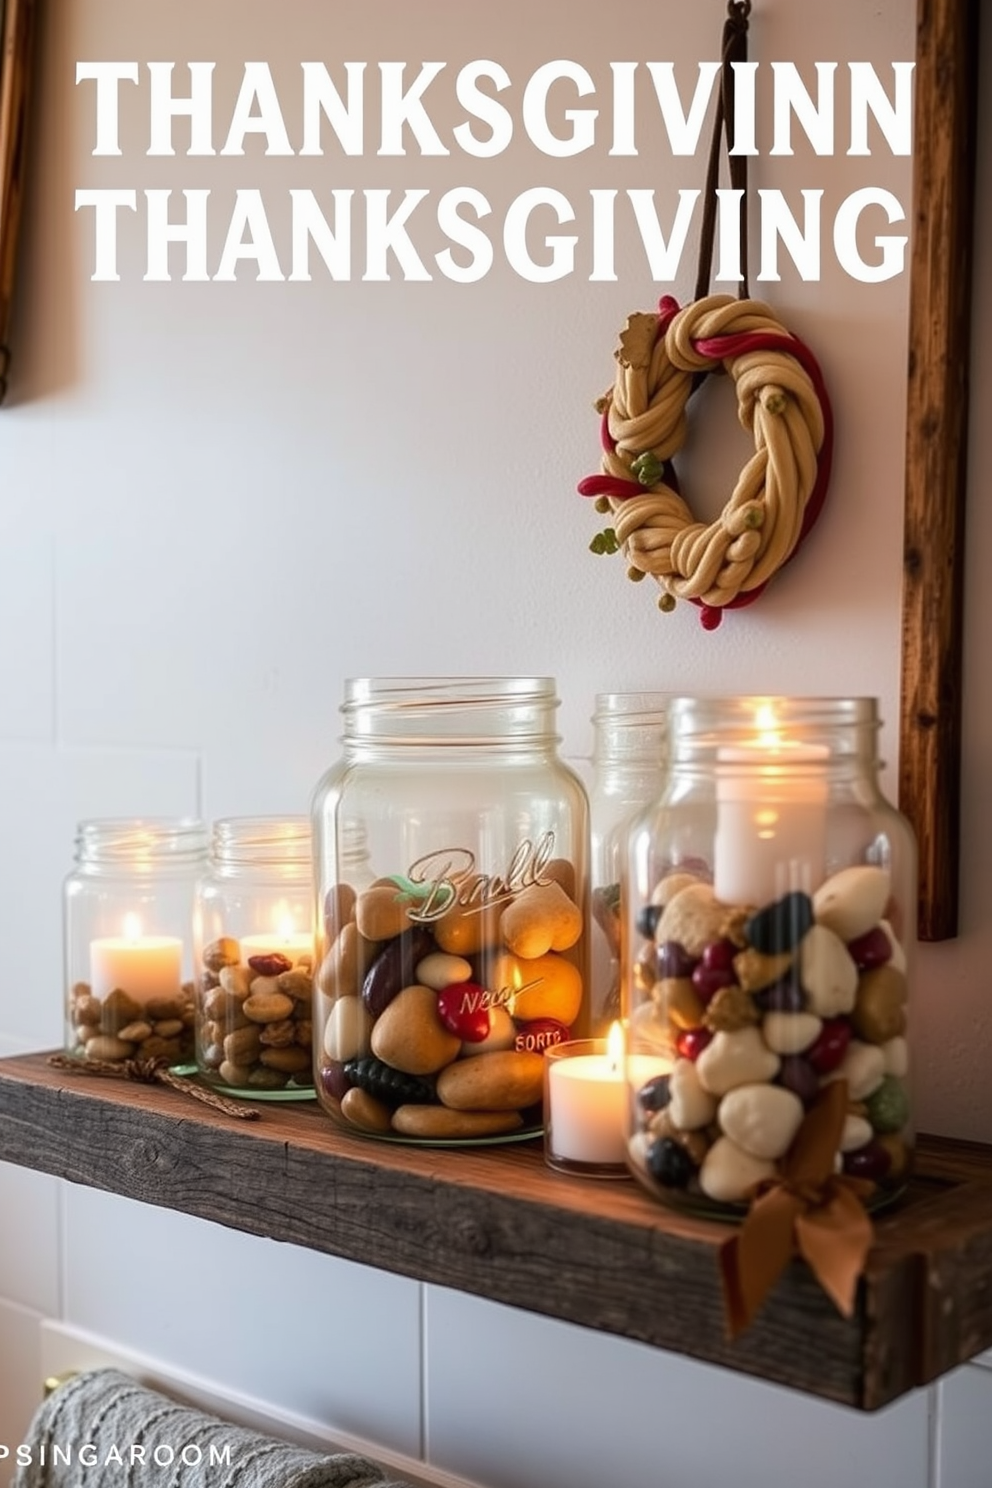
[
  {"xmin": 122, "ymin": 912, "xmax": 142, "ymax": 941},
  {"xmin": 607, "ymin": 1020, "xmax": 624, "ymax": 1073}
]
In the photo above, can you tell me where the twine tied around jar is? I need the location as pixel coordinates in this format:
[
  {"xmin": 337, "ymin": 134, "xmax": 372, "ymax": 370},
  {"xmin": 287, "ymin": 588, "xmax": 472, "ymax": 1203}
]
[
  {"xmin": 718, "ymin": 1079, "xmax": 875, "ymax": 1338},
  {"xmin": 47, "ymin": 1053, "xmax": 261, "ymax": 1120}
]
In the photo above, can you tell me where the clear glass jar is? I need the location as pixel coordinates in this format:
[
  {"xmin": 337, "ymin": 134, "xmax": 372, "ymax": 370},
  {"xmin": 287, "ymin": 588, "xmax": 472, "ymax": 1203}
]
[
  {"xmin": 589, "ymin": 692, "xmax": 670, "ymax": 1031},
  {"xmin": 64, "ymin": 819, "xmax": 208, "ymax": 1065},
  {"xmin": 193, "ymin": 817, "xmax": 330, "ymax": 1099},
  {"xmin": 623, "ymin": 697, "xmax": 915, "ymax": 1216},
  {"xmin": 312, "ymin": 677, "xmax": 590, "ymax": 1144}
]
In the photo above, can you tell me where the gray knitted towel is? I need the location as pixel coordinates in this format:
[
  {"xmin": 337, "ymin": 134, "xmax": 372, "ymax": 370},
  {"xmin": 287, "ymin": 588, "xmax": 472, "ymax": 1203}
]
[{"xmin": 12, "ymin": 1368, "xmax": 415, "ymax": 1488}]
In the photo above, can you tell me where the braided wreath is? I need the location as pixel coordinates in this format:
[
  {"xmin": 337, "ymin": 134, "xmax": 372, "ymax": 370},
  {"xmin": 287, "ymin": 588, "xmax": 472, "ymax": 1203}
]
[{"xmin": 578, "ymin": 293, "xmax": 833, "ymax": 630}]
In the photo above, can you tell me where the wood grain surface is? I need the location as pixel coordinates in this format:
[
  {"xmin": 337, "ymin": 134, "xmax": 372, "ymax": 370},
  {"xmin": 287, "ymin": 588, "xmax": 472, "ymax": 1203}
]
[
  {"xmin": 2, "ymin": 1052, "xmax": 991, "ymax": 1411},
  {"xmin": 900, "ymin": 0, "xmax": 980, "ymax": 940}
]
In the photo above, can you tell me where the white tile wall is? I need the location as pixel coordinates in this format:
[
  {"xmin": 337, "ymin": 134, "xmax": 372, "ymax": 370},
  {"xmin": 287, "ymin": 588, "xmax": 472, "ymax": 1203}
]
[
  {"xmin": 61, "ymin": 1185, "xmax": 423, "ymax": 1458},
  {"xmin": 0, "ymin": 1301, "xmax": 44, "ymax": 1488},
  {"xmin": 423, "ymin": 1287, "xmax": 932, "ymax": 1488}
]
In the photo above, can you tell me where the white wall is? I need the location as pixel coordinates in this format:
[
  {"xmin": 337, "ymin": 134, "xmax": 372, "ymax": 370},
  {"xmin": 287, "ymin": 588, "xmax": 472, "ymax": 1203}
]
[{"xmin": 2, "ymin": 1, "xmax": 991, "ymax": 1484}]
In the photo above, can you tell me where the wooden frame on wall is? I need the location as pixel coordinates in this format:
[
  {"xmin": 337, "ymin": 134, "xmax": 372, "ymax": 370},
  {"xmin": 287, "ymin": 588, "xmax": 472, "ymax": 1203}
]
[
  {"xmin": 0, "ymin": 0, "xmax": 38, "ymax": 405},
  {"xmin": 900, "ymin": 0, "xmax": 980, "ymax": 941}
]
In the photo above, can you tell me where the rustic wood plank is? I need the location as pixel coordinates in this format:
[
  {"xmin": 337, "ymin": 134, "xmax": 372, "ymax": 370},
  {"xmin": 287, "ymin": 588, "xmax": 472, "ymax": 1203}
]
[
  {"xmin": 2, "ymin": 1052, "xmax": 991, "ymax": 1409},
  {"xmin": 900, "ymin": 0, "xmax": 980, "ymax": 940},
  {"xmin": 0, "ymin": 0, "xmax": 37, "ymax": 403}
]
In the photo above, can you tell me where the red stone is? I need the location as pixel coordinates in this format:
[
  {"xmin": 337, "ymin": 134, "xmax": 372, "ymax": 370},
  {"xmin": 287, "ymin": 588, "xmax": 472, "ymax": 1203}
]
[
  {"xmin": 692, "ymin": 962, "xmax": 736, "ymax": 1004},
  {"xmin": 676, "ymin": 1027, "xmax": 713, "ymax": 1061},
  {"xmin": 806, "ymin": 1017, "xmax": 852, "ymax": 1074},
  {"xmin": 847, "ymin": 925, "xmax": 892, "ymax": 971},
  {"xmin": 514, "ymin": 1019, "xmax": 569, "ymax": 1054},
  {"xmin": 843, "ymin": 1140, "xmax": 893, "ymax": 1183},
  {"xmin": 702, "ymin": 938, "xmax": 738, "ymax": 972},
  {"xmin": 319, "ymin": 1060, "xmax": 351, "ymax": 1101},
  {"xmin": 247, "ymin": 952, "xmax": 293, "ymax": 977},
  {"xmin": 436, "ymin": 982, "xmax": 491, "ymax": 1042}
]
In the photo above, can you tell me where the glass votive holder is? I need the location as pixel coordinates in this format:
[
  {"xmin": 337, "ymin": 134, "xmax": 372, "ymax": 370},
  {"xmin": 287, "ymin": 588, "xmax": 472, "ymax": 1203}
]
[{"xmin": 544, "ymin": 1033, "xmax": 631, "ymax": 1179}]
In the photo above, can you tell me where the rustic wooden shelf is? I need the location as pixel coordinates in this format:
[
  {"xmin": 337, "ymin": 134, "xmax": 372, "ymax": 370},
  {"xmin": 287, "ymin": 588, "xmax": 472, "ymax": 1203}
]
[{"xmin": 1, "ymin": 1052, "xmax": 991, "ymax": 1411}]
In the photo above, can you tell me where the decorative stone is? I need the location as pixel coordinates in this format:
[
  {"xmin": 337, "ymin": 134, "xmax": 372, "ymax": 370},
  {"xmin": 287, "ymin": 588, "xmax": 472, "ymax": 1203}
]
[
  {"xmin": 805, "ymin": 1017, "xmax": 853, "ymax": 1074},
  {"xmin": 842, "ymin": 1139, "xmax": 892, "ymax": 1182},
  {"xmin": 692, "ymin": 961, "xmax": 736, "ymax": 1003},
  {"xmin": 657, "ymin": 940, "xmax": 698, "ymax": 979},
  {"xmin": 662, "ymin": 977, "xmax": 706, "ymax": 1030},
  {"xmin": 493, "ymin": 951, "xmax": 583, "ymax": 1026},
  {"xmin": 460, "ymin": 1005, "xmax": 517, "ymax": 1058},
  {"xmin": 852, "ymin": 964, "xmax": 908, "ymax": 1044},
  {"xmin": 318, "ymin": 1060, "xmax": 351, "ymax": 1101},
  {"xmin": 636, "ymin": 1073, "xmax": 671, "ymax": 1114},
  {"xmin": 675, "ymin": 1027, "xmax": 713, "ymax": 1062},
  {"xmin": 436, "ymin": 983, "xmax": 491, "ymax": 1042},
  {"xmin": 799, "ymin": 924, "xmax": 858, "ymax": 1017},
  {"xmin": 879, "ymin": 919, "xmax": 907, "ymax": 974},
  {"xmin": 776, "ymin": 1056, "xmax": 820, "ymax": 1105},
  {"xmin": 203, "ymin": 937, "xmax": 240, "ymax": 973},
  {"xmin": 877, "ymin": 1133, "xmax": 910, "ymax": 1178},
  {"xmin": 340, "ymin": 1085, "xmax": 393, "ymax": 1134},
  {"xmin": 865, "ymin": 1075, "xmax": 910, "ymax": 1134},
  {"xmin": 322, "ymin": 995, "xmax": 374, "ymax": 1063},
  {"xmin": 362, "ymin": 926, "xmax": 438, "ymax": 1019},
  {"xmin": 646, "ymin": 1136, "xmax": 694, "ymax": 1187},
  {"xmin": 753, "ymin": 972, "xmax": 807, "ymax": 1014},
  {"xmin": 702, "ymin": 937, "xmax": 738, "ymax": 972},
  {"xmin": 733, "ymin": 946, "xmax": 793, "ymax": 994},
  {"xmin": 881, "ymin": 1035, "xmax": 909, "ymax": 1078},
  {"xmin": 636, "ymin": 904, "xmax": 663, "ymax": 939},
  {"xmin": 840, "ymin": 1114, "xmax": 874, "ymax": 1152},
  {"xmin": 436, "ymin": 1049, "xmax": 544, "ymax": 1111},
  {"xmin": 847, "ymin": 925, "xmax": 892, "ymax": 972},
  {"xmin": 702, "ymin": 985, "xmax": 760, "ymax": 1033},
  {"xmin": 415, "ymin": 952, "xmax": 472, "ymax": 992},
  {"xmin": 699, "ymin": 1137, "xmax": 776, "ymax": 1205},
  {"xmin": 813, "ymin": 866, "xmax": 890, "ymax": 942},
  {"xmin": 344, "ymin": 1055, "xmax": 435, "ymax": 1107},
  {"xmin": 668, "ymin": 1058, "xmax": 718, "ymax": 1130},
  {"xmin": 391, "ymin": 1105, "xmax": 524, "ymax": 1139},
  {"xmin": 718, "ymin": 1082, "xmax": 804, "ymax": 1161},
  {"xmin": 650, "ymin": 871, "xmax": 701, "ymax": 909},
  {"xmin": 370, "ymin": 984, "xmax": 462, "ymax": 1075},
  {"xmin": 762, "ymin": 1012, "xmax": 823, "ymax": 1056},
  {"xmin": 512, "ymin": 1018, "xmax": 569, "ymax": 1054},
  {"xmin": 433, "ymin": 900, "xmax": 504, "ymax": 957},
  {"xmin": 744, "ymin": 891, "xmax": 814, "ymax": 955},
  {"xmin": 822, "ymin": 1039, "xmax": 886, "ymax": 1101},
  {"xmin": 696, "ymin": 1026, "xmax": 781, "ymax": 1097},
  {"xmin": 500, "ymin": 881, "xmax": 583, "ymax": 959},
  {"xmin": 355, "ymin": 884, "xmax": 414, "ymax": 941},
  {"xmin": 656, "ymin": 883, "xmax": 726, "ymax": 958}
]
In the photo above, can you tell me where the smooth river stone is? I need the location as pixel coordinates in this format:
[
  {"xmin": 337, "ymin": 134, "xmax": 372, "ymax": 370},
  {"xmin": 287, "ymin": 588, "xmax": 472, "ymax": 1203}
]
[
  {"xmin": 865, "ymin": 1075, "xmax": 910, "ymax": 1134},
  {"xmin": 718, "ymin": 1083, "xmax": 804, "ymax": 1160},
  {"xmin": 696, "ymin": 1026, "xmax": 781, "ymax": 1097},
  {"xmin": 668, "ymin": 1058, "xmax": 718, "ymax": 1131},
  {"xmin": 436, "ymin": 1049, "xmax": 544, "ymax": 1111},
  {"xmin": 762, "ymin": 1011, "xmax": 823, "ymax": 1056},
  {"xmin": 799, "ymin": 924, "xmax": 858, "ymax": 1017},
  {"xmin": 459, "ymin": 1004, "xmax": 516, "ymax": 1058},
  {"xmin": 322, "ymin": 995, "xmax": 374, "ymax": 1062},
  {"xmin": 415, "ymin": 952, "xmax": 473, "ymax": 992},
  {"xmin": 821, "ymin": 1039, "xmax": 886, "ymax": 1101},
  {"xmin": 813, "ymin": 866, "xmax": 890, "ymax": 942},
  {"xmin": 370, "ymin": 984, "xmax": 462, "ymax": 1075},
  {"xmin": 882, "ymin": 1035, "xmax": 909, "ymax": 1078},
  {"xmin": 700, "ymin": 1137, "xmax": 777, "ymax": 1204},
  {"xmin": 744, "ymin": 891, "xmax": 814, "ymax": 955},
  {"xmin": 853, "ymin": 964, "xmax": 908, "ymax": 1043},
  {"xmin": 879, "ymin": 920, "xmax": 907, "ymax": 974},
  {"xmin": 655, "ymin": 883, "xmax": 727, "ymax": 958},
  {"xmin": 840, "ymin": 1114, "xmax": 874, "ymax": 1152}
]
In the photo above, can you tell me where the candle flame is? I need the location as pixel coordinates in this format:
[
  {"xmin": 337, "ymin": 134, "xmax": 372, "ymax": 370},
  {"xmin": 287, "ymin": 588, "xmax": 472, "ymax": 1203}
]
[
  {"xmin": 277, "ymin": 914, "xmax": 297, "ymax": 941},
  {"xmin": 754, "ymin": 701, "xmax": 783, "ymax": 750},
  {"xmin": 122, "ymin": 912, "xmax": 142, "ymax": 941},
  {"xmin": 607, "ymin": 1020, "xmax": 624, "ymax": 1074}
]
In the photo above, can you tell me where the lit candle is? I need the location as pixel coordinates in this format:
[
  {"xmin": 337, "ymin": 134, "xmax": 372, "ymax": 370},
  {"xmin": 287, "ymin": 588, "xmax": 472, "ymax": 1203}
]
[
  {"xmin": 89, "ymin": 913, "xmax": 183, "ymax": 1004},
  {"xmin": 546, "ymin": 1023, "xmax": 669, "ymax": 1172},
  {"xmin": 714, "ymin": 703, "xmax": 828, "ymax": 906},
  {"xmin": 240, "ymin": 910, "xmax": 313, "ymax": 968}
]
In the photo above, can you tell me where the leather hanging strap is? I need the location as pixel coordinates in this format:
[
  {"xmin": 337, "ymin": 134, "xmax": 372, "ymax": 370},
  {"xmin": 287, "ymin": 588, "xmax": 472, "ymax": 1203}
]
[{"xmin": 694, "ymin": 0, "xmax": 752, "ymax": 303}]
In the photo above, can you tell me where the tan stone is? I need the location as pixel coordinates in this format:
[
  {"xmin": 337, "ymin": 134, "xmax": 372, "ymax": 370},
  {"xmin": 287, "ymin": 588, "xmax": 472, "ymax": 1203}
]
[
  {"xmin": 370, "ymin": 984, "xmax": 461, "ymax": 1075},
  {"xmin": 436, "ymin": 1050, "xmax": 544, "ymax": 1111},
  {"xmin": 391, "ymin": 1105, "xmax": 524, "ymax": 1139}
]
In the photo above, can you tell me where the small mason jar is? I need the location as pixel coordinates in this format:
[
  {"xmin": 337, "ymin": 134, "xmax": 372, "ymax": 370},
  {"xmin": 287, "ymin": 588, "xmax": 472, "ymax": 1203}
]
[
  {"xmin": 312, "ymin": 677, "xmax": 590, "ymax": 1144},
  {"xmin": 623, "ymin": 697, "xmax": 915, "ymax": 1216},
  {"xmin": 64, "ymin": 819, "xmax": 208, "ymax": 1065},
  {"xmin": 588, "ymin": 692, "xmax": 670, "ymax": 1031},
  {"xmin": 193, "ymin": 817, "xmax": 325, "ymax": 1099}
]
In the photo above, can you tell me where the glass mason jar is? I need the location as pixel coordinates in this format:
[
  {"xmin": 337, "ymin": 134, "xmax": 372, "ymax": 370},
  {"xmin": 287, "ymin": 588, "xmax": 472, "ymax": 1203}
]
[
  {"xmin": 589, "ymin": 692, "xmax": 670, "ymax": 1032},
  {"xmin": 623, "ymin": 697, "xmax": 916, "ymax": 1216},
  {"xmin": 193, "ymin": 817, "xmax": 328, "ymax": 1099},
  {"xmin": 312, "ymin": 677, "xmax": 590, "ymax": 1145},
  {"xmin": 64, "ymin": 818, "xmax": 208, "ymax": 1065}
]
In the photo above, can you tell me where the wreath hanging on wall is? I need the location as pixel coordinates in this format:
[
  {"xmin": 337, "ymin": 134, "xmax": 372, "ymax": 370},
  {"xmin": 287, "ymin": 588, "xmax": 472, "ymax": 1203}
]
[{"xmin": 577, "ymin": 2, "xmax": 833, "ymax": 630}]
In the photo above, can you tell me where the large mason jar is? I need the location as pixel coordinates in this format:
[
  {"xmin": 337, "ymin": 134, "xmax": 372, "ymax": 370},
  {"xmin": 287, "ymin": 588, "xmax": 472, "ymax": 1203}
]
[
  {"xmin": 64, "ymin": 818, "xmax": 208, "ymax": 1066},
  {"xmin": 312, "ymin": 677, "xmax": 590, "ymax": 1144},
  {"xmin": 623, "ymin": 697, "xmax": 915, "ymax": 1215},
  {"xmin": 588, "ymin": 692, "xmax": 670, "ymax": 1031},
  {"xmin": 193, "ymin": 817, "xmax": 321, "ymax": 1099}
]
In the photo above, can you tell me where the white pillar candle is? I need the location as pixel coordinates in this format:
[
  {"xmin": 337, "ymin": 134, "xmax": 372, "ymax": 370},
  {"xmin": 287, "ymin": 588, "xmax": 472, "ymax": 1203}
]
[
  {"xmin": 89, "ymin": 914, "xmax": 183, "ymax": 1004},
  {"xmin": 714, "ymin": 710, "xmax": 828, "ymax": 907}
]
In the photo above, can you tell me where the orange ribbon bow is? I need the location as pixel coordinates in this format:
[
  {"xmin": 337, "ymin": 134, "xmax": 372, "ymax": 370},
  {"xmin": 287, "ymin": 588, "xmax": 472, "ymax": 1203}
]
[{"xmin": 719, "ymin": 1079, "xmax": 876, "ymax": 1338}]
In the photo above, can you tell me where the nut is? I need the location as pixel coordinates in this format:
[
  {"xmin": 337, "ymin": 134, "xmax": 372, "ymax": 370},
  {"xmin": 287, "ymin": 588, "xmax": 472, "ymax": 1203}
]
[{"xmin": 203, "ymin": 937, "xmax": 241, "ymax": 973}]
